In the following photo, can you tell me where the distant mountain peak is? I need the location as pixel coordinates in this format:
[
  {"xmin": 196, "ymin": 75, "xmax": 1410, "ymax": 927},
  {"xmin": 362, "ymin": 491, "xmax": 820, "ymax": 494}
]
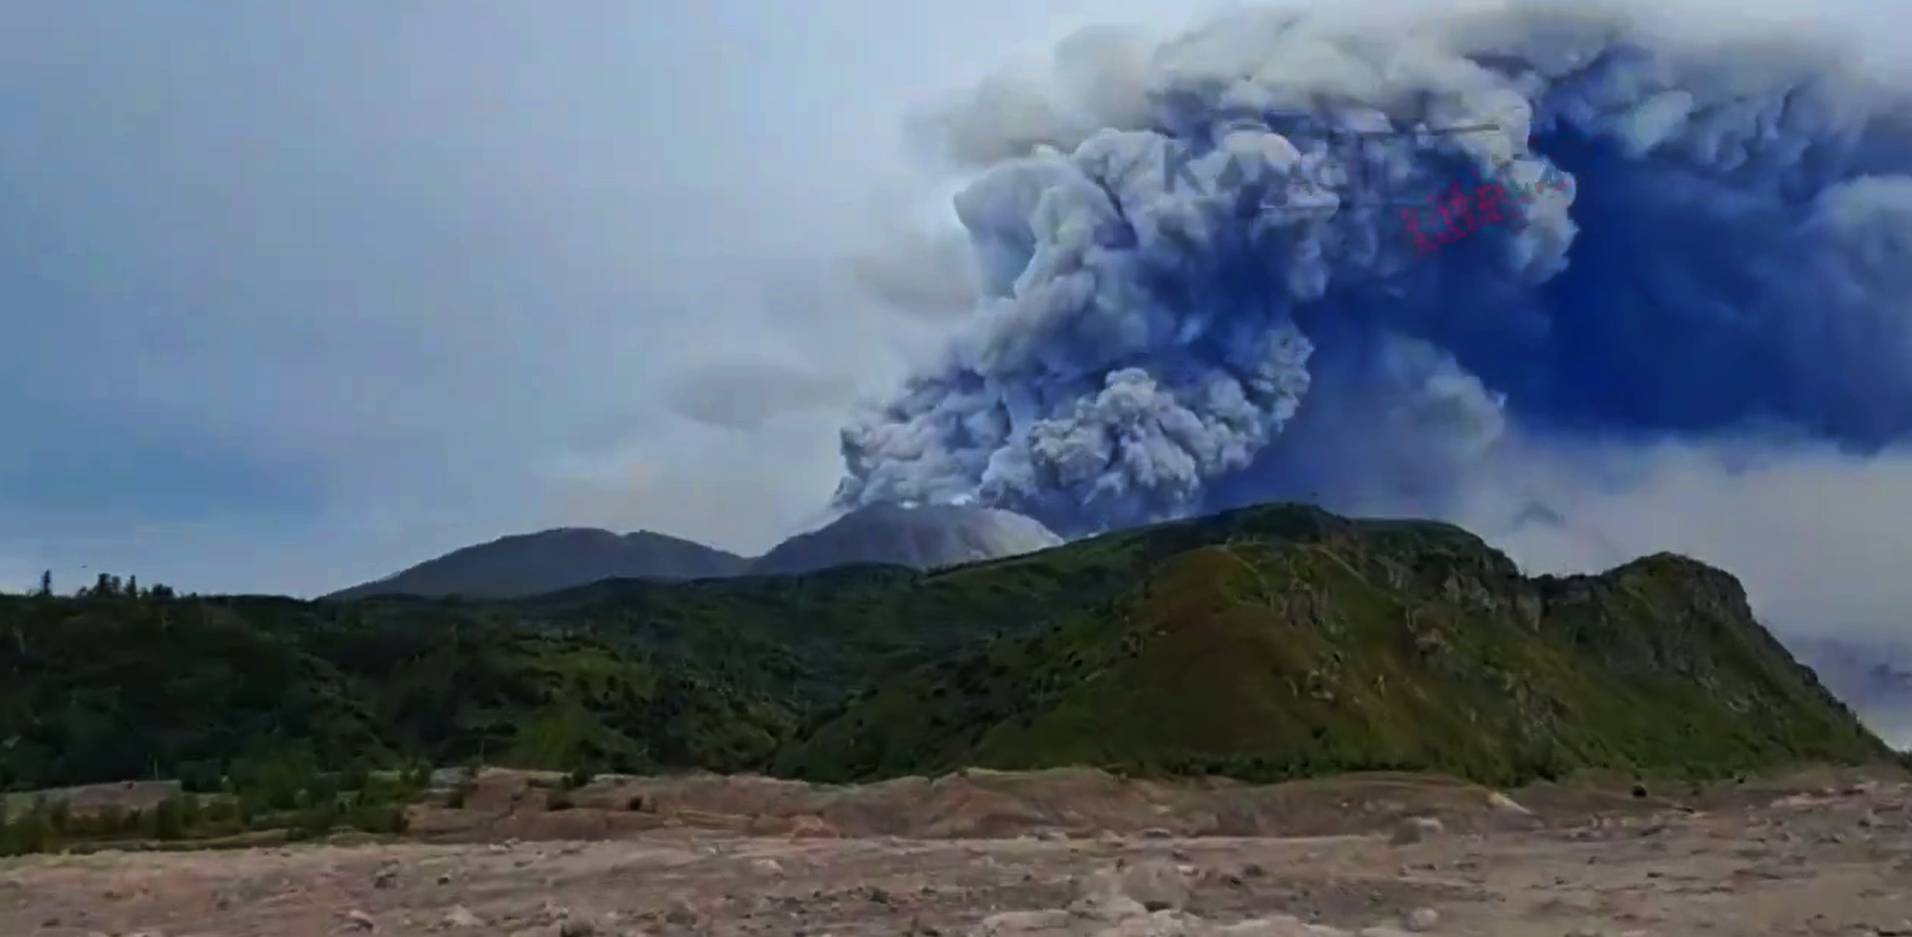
[
  {"xmin": 326, "ymin": 525, "xmax": 749, "ymax": 600},
  {"xmin": 749, "ymin": 502, "xmax": 1063, "ymax": 577}
]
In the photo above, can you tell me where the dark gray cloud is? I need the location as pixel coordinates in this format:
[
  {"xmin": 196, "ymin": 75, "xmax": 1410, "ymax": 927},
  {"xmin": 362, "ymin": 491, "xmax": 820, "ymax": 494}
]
[{"xmin": 836, "ymin": 1, "xmax": 1912, "ymax": 543}]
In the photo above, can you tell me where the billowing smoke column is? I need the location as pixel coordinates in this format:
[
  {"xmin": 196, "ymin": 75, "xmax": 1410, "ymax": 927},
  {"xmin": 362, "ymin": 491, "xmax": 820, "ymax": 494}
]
[{"xmin": 836, "ymin": 3, "xmax": 1912, "ymax": 536}]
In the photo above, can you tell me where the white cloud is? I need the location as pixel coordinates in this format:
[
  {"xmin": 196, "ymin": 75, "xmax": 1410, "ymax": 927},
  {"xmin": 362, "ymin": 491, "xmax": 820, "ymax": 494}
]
[{"xmin": 1449, "ymin": 436, "xmax": 1912, "ymax": 645}]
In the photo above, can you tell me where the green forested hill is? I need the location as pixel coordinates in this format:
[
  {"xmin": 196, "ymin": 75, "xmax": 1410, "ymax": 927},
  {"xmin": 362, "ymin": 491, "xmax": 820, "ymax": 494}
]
[
  {"xmin": 778, "ymin": 540, "xmax": 1886, "ymax": 784},
  {"xmin": 0, "ymin": 504, "xmax": 1891, "ymax": 792}
]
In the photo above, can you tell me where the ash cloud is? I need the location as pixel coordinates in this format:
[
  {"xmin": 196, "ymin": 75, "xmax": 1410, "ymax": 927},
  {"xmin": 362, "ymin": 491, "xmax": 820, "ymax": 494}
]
[
  {"xmin": 666, "ymin": 360, "xmax": 855, "ymax": 432},
  {"xmin": 835, "ymin": 1, "xmax": 1912, "ymax": 543},
  {"xmin": 845, "ymin": 225, "xmax": 980, "ymax": 321}
]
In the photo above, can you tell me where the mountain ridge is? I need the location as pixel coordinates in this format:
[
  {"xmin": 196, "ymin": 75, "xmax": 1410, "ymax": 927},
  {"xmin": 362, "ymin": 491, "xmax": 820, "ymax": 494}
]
[
  {"xmin": 777, "ymin": 529, "xmax": 1889, "ymax": 783},
  {"xmin": 3, "ymin": 503, "xmax": 1893, "ymax": 793},
  {"xmin": 329, "ymin": 504, "xmax": 1068, "ymax": 599},
  {"xmin": 325, "ymin": 527, "xmax": 750, "ymax": 600}
]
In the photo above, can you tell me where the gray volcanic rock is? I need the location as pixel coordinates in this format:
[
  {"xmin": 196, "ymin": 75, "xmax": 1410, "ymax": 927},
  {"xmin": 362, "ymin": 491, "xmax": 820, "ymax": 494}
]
[
  {"xmin": 749, "ymin": 503, "xmax": 1063, "ymax": 576},
  {"xmin": 327, "ymin": 528, "xmax": 750, "ymax": 600}
]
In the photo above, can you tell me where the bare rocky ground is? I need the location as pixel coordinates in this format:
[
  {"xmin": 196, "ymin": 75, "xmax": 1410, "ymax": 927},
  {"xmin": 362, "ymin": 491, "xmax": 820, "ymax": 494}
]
[{"xmin": 3, "ymin": 765, "xmax": 1910, "ymax": 937}]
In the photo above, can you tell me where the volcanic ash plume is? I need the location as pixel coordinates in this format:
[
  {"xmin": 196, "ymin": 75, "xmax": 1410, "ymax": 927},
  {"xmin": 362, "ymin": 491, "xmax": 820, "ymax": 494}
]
[{"xmin": 835, "ymin": 3, "xmax": 1912, "ymax": 537}]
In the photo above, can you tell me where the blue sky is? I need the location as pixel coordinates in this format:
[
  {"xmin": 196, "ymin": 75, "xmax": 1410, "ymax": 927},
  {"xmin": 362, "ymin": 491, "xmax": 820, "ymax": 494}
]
[{"xmin": 4, "ymin": 0, "xmax": 1909, "ymax": 598}]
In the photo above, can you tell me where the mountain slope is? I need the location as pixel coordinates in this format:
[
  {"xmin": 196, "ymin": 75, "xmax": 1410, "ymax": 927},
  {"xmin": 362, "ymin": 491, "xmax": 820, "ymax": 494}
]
[
  {"xmin": 1786, "ymin": 637, "xmax": 1912, "ymax": 749},
  {"xmin": 326, "ymin": 528, "xmax": 750, "ymax": 600},
  {"xmin": 776, "ymin": 511, "xmax": 1888, "ymax": 784},
  {"xmin": 3, "ymin": 503, "xmax": 1891, "ymax": 792},
  {"xmin": 748, "ymin": 503, "xmax": 1063, "ymax": 576}
]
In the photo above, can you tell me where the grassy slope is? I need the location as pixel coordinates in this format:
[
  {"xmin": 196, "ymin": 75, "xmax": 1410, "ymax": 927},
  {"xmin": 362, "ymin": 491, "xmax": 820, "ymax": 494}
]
[
  {"xmin": 0, "ymin": 504, "xmax": 1889, "ymax": 791},
  {"xmin": 775, "ymin": 511, "xmax": 1886, "ymax": 785}
]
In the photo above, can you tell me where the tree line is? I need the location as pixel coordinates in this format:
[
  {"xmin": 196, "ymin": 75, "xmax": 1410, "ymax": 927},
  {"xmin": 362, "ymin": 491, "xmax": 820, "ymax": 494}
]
[{"xmin": 18, "ymin": 570, "xmax": 178, "ymax": 600}]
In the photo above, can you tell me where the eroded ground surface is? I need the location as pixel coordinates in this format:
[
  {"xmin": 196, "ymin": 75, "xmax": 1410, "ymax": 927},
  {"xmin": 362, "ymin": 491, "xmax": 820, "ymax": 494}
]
[{"xmin": 3, "ymin": 766, "xmax": 1909, "ymax": 937}]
